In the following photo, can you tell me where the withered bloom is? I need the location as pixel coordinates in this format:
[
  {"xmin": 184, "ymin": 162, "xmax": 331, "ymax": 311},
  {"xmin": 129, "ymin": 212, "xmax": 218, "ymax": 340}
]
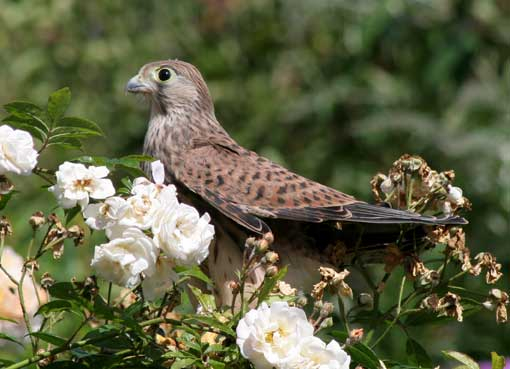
[
  {"xmin": 404, "ymin": 254, "xmax": 428, "ymax": 280},
  {"xmin": 420, "ymin": 294, "xmax": 440, "ymax": 311},
  {"xmin": 438, "ymin": 292, "xmax": 463, "ymax": 322},
  {"xmin": 474, "ymin": 253, "xmax": 503, "ymax": 284}
]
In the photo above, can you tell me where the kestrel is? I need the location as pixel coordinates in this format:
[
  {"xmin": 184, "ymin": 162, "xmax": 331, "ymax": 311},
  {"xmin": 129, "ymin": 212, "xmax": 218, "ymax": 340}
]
[{"xmin": 127, "ymin": 60, "xmax": 466, "ymax": 302}]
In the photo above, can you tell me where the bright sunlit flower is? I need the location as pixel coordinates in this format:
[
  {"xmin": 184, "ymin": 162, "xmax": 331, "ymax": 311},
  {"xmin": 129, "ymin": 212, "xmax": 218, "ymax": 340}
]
[
  {"xmin": 236, "ymin": 301, "xmax": 314, "ymax": 369},
  {"xmin": 0, "ymin": 125, "xmax": 38, "ymax": 176},
  {"xmin": 49, "ymin": 162, "xmax": 115, "ymax": 209},
  {"xmin": 91, "ymin": 227, "xmax": 158, "ymax": 288},
  {"xmin": 152, "ymin": 202, "xmax": 214, "ymax": 266},
  {"xmin": 281, "ymin": 336, "xmax": 351, "ymax": 369},
  {"xmin": 83, "ymin": 196, "xmax": 127, "ymax": 230}
]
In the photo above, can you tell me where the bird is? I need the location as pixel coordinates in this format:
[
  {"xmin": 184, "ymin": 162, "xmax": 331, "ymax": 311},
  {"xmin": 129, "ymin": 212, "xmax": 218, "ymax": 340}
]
[{"xmin": 126, "ymin": 59, "xmax": 467, "ymax": 303}]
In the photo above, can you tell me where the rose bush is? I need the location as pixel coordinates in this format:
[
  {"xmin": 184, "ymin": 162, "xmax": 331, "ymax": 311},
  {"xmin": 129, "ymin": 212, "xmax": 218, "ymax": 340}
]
[{"xmin": 0, "ymin": 89, "xmax": 507, "ymax": 369}]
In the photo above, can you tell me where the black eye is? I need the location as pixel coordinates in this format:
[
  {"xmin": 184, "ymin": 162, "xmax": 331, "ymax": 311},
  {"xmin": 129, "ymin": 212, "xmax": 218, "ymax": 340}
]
[{"xmin": 158, "ymin": 68, "xmax": 172, "ymax": 82}]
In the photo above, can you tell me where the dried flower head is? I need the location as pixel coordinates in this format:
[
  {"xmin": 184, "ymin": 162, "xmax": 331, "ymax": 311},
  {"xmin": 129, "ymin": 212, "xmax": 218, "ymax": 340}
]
[
  {"xmin": 67, "ymin": 225, "xmax": 85, "ymax": 246},
  {"xmin": 420, "ymin": 294, "xmax": 440, "ymax": 311},
  {"xmin": 438, "ymin": 292, "xmax": 463, "ymax": 322},
  {"xmin": 0, "ymin": 175, "xmax": 14, "ymax": 194},
  {"xmin": 474, "ymin": 253, "xmax": 503, "ymax": 284},
  {"xmin": 404, "ymin": 254, "xmax": 428, "ymax": 280},
  {"xmin": 312, "ymin": 267, "xmax": 353, "ymax": 300},
  {"xmin": 276, "ymin": 280, "xmax": 297, "ymax": 297},
  {"xmin": 29, "ymin": 211, "xmax": 46, "ymax": 229},
  {"xmin": 0, "ymin": 216, "xmax": 13, "ymax": 237}
]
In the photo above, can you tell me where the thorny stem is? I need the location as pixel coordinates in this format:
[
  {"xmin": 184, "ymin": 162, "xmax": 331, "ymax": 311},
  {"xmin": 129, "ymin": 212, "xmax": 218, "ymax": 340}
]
[{"xmin": 371, "ymin": 276, "xmax": 406, "ymax": 348}]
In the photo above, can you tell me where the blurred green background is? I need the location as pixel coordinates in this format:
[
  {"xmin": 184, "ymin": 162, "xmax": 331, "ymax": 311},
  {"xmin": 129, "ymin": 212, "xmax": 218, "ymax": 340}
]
[{"xmin": 0, "ymin": 0, "xmax": 509, "ymax": 362}]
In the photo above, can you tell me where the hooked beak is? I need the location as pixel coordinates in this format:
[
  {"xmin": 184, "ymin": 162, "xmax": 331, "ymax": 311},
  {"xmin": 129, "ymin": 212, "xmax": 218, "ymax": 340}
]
[{"xmin": 126, "ymin": 75, "xmax": 151, "ymax": 94}]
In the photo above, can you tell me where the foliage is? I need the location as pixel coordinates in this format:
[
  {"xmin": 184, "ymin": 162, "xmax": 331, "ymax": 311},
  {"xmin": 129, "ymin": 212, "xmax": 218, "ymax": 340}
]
[{"xmin": 0, "ymin": 90, "xmax": 507, "ymax": 368}]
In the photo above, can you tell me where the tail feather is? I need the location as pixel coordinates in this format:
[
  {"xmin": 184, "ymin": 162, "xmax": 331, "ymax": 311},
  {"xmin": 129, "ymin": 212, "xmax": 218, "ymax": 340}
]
[{"xmin": 343, "ymin": 202, "xmax": 467, "ymax": 226}]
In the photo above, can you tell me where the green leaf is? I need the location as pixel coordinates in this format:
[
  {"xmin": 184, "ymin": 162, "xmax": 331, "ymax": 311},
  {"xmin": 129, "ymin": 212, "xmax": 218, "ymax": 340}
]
[
  {"xmin": 36, "ymin": 300, "xmax": 75, "ymax": 316},
  {"xmin": 257, "ymin": 265, "xmax": 288, "ymax": 305},
  {"xmin": 406, "ymin": 338, "xmax": 433, "ymax": 368},
  {"xmin": 64, "ymin": 206, "xmax": 82, "ymax": 225},
  {"xmin": 442, "ymin": 351, "xmax": 480, "ymax": 369},
  {"xmin": 47, "ymin": 136, "xmax": 82, "ymax": 150},
  {"xmin": 0, "ymin": 332, "xmax": 23, "ymax": 346},
  {"xmin": 208, "ymin": 359, "xmax": 226, "ymax": 369},
  {"xmin": 47, "ymin": 87, "xmax": 71, "ymax": 124},
  {"xmin": 0, "ymin": 192, "xmax": 14, "ymax": 211},
  {"xmin": 93, "ymin": 296, "xmax": 115, "ymax": 320},
  {"xmin": 171, "ymin": 358, "xmax": 198, "ymax": 369},
  {"xmin": 491, "ymin": 352, "xmax": 505, "ymax": 369},
  {"xmin": 175, "ymin": 266, "xmax": 213, "ymax": 285},
  {"xmin": 184, "ymin": 315, "xmax": 236, "ymax": 337},
  {"xmin": 51, "ymin": 126, "xmax": 102, "ymax": 139},
  {"xmin": 3, "ymin": 114, "xmax": 49, "ymax": 139},
  {"xmin": 4, "ymin": 101, "xmax": 44, "ymax": 117},
  {"xmin": 83, "ymin": 325, "xmax": 130, "ymax": 349},
  {"xmin": 57, "ymin": 116, "xmax": 104, "ymax": 135},
  {"xmin": 188, "ymin": 285, "xmax": 216, "ymax": 313},
  {"xmin": 30, "ymin": 332, "xmax": 67, "ymax": 346},
  {"xmin": 120, "ymin": 154, "xmax": 154, "ymax": 162},
  {"xmin": 329, "ymin": 330, "xmax": 349, "ymax": 342},
  {"xmin": 346, "ymin": 342, "xmax": 381, "ymax": 369}
]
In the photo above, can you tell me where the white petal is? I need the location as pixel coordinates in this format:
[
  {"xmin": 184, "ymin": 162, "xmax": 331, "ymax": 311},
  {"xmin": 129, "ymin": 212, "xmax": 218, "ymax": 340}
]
[{"xmin": 151, "ymin": 160, "xmax": 165, "ymax": 185}]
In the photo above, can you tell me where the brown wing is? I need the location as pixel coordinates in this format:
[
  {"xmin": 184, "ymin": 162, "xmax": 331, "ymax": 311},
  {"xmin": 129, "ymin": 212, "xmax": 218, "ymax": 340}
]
[
  {"xmin": 170, "ymin": 138, "xmax": 467, "ymax": 234},
  {"xmin": 168, "ymin": 137, "xmax": 363, "ymax": 231}
]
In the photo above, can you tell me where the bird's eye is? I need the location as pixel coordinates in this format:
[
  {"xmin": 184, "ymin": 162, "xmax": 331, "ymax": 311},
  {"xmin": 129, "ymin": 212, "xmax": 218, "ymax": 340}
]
[{"xmin": 157, "ymin": 68, "xmax": 172, "ymax": 82}]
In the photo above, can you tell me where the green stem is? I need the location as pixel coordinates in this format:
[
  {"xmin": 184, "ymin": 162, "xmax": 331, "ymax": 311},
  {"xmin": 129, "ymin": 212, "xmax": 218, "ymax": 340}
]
[
  {"xmin": 371, "ymin": 276, "xmax": 406, "ymax": 348},
  {"xmin": 338, "ymin": 296, "xmax": 351, "ymax": 332},
  {"xmin": 18, "ymin": 263, "xmax": 36, "ymax": 353}
]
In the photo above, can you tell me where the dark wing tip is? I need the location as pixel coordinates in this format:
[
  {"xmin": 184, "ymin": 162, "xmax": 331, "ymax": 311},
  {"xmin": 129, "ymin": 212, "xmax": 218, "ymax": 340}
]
[{"xmin": 343, "ymin": 202, "xmax": 468, "ymax": 226}]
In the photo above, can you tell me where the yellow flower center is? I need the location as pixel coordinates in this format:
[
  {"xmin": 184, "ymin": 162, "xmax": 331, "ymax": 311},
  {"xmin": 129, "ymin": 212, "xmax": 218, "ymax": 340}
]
[{"xmin": 73, "ymin": 178, "xmax": 92, "ymax": 190}]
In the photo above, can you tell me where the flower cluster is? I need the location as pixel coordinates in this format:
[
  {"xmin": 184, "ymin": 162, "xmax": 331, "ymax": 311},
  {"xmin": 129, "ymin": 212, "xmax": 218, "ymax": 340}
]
[
  {"xmin": 49, "ymin": 160, "xmax": 214, "ymax": 299},
  {"xmin": 0, "ymin": 125, "xmax": 38, "ymax": 176},
  {"xmin": 370, "ymin": 154, "xmax": 470, "ymax": 216},
  {"xmin": 236, "ymin": 301, "xmax": 350, "ymax": 369}
]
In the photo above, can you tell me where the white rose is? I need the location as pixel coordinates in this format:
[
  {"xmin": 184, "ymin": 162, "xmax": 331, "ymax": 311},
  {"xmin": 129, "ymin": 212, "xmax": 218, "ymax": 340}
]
[
  {"xmin": 142, "ymin": 256, "xmax": 179, "ymax": 301},
  {"xmin": 281, "ymin": 336, "xmax": 351, "ymax": 369},
  {"xmin": 118, "ymin": 180, "xmax": 178, "ymax": 230},
  {"xmin": 153, "ymin": 202, "xmax": 214, "ymax": 266},
  {"xmin": 49, "ymin": 162, "xmax": 115, "ymax": 209},
  {"xmin": 91, "ymin": 228, "xmax": 157, "ymax": 287},
  {"xmin": 0, "ymin": 125, "xmax": 38, "ymax": 175},
  {"xmin": 236, "ymin": 301, "xmax": 314, "ymax": 369},
  {"xmin": 83, "ymin": 196, "xmax": 127, "ymax": 230}
]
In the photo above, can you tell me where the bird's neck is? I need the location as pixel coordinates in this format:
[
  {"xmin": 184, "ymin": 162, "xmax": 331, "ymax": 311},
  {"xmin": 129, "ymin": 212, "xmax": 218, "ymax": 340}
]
[{"xmin": 143, "ymin": 105, "xmax": 226, "ymax": 171}]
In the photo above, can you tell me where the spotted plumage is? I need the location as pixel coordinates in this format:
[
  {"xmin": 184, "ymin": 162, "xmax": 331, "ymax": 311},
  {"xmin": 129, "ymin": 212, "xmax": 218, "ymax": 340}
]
[{"xmin": 127, "ymin": 60, "xmax": 466, "ymax": 303}]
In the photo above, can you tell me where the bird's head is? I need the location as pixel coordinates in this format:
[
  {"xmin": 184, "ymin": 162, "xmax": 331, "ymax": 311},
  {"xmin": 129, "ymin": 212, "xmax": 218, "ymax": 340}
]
[{"xmin": 126, "ymin": 60, "xmax": 214, "ymax": 116}]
